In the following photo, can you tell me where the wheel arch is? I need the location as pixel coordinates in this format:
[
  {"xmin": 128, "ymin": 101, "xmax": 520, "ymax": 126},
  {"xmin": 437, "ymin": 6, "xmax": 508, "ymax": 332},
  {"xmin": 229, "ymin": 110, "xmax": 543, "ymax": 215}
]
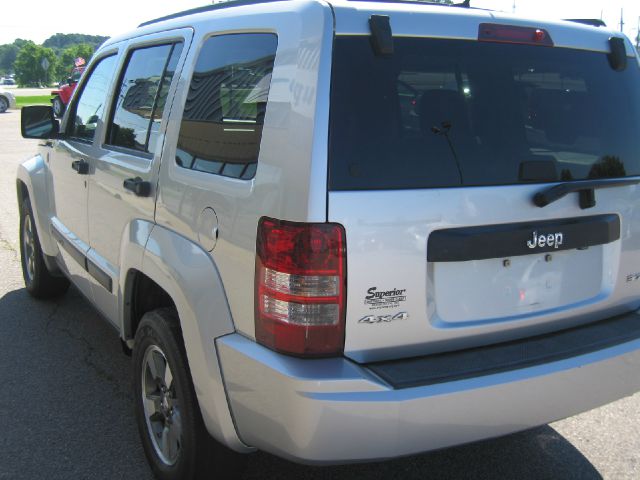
[
  {"xmin": 123, "ymin": 223, "xmax": 252, "ymax": 454},
  {"xmin": 16, "ymin": 156, "xmax": 57, "ymax": 255}
]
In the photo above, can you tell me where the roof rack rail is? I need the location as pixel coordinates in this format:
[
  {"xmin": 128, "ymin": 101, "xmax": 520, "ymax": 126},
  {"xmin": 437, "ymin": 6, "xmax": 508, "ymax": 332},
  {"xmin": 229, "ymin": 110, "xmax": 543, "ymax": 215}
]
[
  {"xmin": 564, "ymin": 19, "xmax": 607, "ymax": 28},
  {"xmin": 138, "ymin": 0, "xmax": 483, "ymax": 28},
  {"xmin": 347, "ymin": 0, "xmax": 473, "ymax": 7},
  {"xmin": 138, "ymin": 0, "xmax": 282, "ymax": 28},
  {"xmin": 347, "ymin": 0, "xmax": 476, "ymax": 10}
]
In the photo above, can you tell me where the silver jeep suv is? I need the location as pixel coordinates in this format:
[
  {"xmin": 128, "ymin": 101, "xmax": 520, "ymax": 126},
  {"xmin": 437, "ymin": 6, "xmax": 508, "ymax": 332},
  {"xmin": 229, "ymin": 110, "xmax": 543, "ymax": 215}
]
[{"xmin": 17, "ymin": 0, "xmax": 640, "ymax": 478}]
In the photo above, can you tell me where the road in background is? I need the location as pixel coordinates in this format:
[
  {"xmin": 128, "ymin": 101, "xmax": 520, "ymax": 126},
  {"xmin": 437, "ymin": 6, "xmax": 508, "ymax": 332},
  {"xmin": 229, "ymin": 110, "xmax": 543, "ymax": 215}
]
[
  {"xmin": 0, "ymin": 109, "xmax": 638, "ymax": 479},
  {"xmin": 1, "ymin": 86, "xmax": 54, "ymax": 97}
]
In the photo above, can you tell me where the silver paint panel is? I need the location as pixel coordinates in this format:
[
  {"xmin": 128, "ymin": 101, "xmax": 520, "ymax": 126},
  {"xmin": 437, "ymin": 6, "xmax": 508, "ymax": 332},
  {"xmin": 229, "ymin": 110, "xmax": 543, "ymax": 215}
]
[
  {"xmin": 329, "ymin": 184, "xmax": 640, "ymax": 363},
  {"xmin": 331, "ymin": 1, "xmax": 636, "ymax": 55},
  {"xmin": 143, "ymin": 224, "xmax": 253, "ymax": 453},
  {"xmin": 218, "ymin": 332, "xmax": 640, "ymax": 464},
  {"xmin": 155, "ymin": 0, "xmax": 334, "ymax": 340},
  {"xmin": 87, "ymin": 29, "xmax": 193, "ymax": 323}
]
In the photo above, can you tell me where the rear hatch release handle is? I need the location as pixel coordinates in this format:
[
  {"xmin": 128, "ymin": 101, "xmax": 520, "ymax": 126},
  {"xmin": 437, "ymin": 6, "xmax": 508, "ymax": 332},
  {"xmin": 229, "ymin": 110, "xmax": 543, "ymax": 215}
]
[{"xmin": 533, "ymin": 177, "xmax": 640, "ymax": 209}]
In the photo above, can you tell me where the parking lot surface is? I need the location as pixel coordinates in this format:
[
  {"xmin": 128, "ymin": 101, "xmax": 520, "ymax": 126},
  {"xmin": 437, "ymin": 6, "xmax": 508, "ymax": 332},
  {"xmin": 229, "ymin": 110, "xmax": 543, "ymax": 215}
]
[{"xmin": 0, "ymin": 109, "xmax": 638, "ymax": 479}]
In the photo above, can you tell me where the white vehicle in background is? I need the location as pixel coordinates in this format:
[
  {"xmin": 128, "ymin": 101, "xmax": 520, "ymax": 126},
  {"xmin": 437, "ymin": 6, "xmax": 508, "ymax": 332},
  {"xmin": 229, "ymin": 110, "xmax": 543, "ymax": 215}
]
[
  {"xmin": 15, "ymin": 0, "xmax": 640, "ymax": 478},
  {"xmin": 0, "ymin": 89, "xmax": 16, "ymax": 113}
]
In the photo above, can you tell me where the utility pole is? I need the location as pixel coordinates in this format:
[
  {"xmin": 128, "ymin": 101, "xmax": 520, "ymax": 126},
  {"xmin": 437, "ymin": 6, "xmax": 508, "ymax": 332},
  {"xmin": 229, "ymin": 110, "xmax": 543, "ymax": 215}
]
[
  {"xmin": 620, "ymin": 8, "xmax": 624, "ymax": 33},
  {"xmin": 512, "ymin": 0, "xmax": 516, "ymax": 14},
  {"xmin": 636, "ymin": 17, "xmax": 640, "ymax": 50}
]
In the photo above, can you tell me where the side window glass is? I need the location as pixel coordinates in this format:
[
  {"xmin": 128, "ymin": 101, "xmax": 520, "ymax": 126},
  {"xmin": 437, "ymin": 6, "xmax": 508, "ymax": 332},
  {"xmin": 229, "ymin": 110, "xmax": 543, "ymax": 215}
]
[
  {"xmin": 148, "ymin": 44, "xmax": 184, "ymax": 154},
  {"xmin": 69, "ymin": 55, "xmax": 117, "ymax": 142},
  {"xmin": 107, "ymin": 43, "xmax": 183, "ymax": 155},
  {"xmin": 177, "ymin": 33, "xmax": 277, "ymax": 179}
]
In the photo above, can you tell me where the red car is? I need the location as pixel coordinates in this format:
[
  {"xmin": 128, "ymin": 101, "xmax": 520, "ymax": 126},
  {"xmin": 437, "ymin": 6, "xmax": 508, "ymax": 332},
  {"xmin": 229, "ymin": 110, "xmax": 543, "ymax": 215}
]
[{"xmin": 51, "ymin": 66, "xmax": 85, "ymax": 117}]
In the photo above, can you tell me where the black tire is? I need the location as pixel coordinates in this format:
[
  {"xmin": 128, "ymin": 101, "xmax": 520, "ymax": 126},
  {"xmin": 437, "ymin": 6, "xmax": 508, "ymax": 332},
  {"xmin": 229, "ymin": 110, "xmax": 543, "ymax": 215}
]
[
  {"xmin": 52, "ymin": 96, "xmax": 65, "ymax": 118},
  {"xmin": 133, "ymin": 308, "xmax": 247, "ymax": 480},
  {"xmin": 19, "ymin": 198, "xmax": 70, "ymax": 299},
  {"xmin": 0, "ymin": 95, "xmax": 8, "ymax": 113}
]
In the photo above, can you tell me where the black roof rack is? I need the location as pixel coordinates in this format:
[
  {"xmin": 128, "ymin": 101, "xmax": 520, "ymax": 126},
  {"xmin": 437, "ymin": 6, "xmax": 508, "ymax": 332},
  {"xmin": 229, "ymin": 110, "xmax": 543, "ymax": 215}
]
[
  {"xmin": 564, "ymin": 19, "xmax": 607, "ymax": 28},
  {"xmin": 346, "ymin": 0, "xmax": 474, "ymax": 8},
  {"xmin": 138, "ymin": 0, "xmax": 282, "ymax": 28},
  {"xmin": 139, "ymin": 0, "xmax": 479, "ymax": 28}
]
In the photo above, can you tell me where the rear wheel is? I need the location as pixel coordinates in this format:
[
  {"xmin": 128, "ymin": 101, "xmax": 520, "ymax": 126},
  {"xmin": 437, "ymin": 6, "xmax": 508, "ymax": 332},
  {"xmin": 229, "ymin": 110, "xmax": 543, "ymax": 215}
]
[
  {"xmin": 19, "ymin": 198, "xmax": 69, "ymax": 299},
  {"xmin": 133, "ymin": 308, "xmax": 246, "ymax": 480},
  {"xmin": 52, "ymin": 96, "xmax": 65, "ymax": 118},
  {"xmin": 0, "ymin": 96, "xmax": 8, "ymax": 113}
]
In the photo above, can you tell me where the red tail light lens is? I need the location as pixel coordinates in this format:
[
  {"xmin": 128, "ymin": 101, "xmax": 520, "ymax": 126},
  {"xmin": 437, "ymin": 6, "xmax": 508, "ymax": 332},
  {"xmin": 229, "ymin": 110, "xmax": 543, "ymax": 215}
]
[
  {"xmin": 479, "ymin": 23, "xmax": 554, "ymax": 47},
  {"xmin": 255, "ymin": 217, "xmax": 346, "ymax": 356}
]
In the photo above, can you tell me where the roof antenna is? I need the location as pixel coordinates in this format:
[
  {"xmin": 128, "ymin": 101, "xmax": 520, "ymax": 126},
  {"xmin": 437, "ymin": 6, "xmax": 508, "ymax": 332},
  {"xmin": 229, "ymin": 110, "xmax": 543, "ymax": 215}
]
[{"xmin": 459, "ymin": 0, "xmax": 471, "ymax": 7}]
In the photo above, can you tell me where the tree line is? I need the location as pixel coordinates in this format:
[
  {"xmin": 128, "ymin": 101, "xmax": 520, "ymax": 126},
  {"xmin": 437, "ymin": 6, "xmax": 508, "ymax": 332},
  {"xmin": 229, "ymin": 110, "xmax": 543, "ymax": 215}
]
[{"xmin": 0, "ymin": 33, "xmax": 108, "ymax": 87}]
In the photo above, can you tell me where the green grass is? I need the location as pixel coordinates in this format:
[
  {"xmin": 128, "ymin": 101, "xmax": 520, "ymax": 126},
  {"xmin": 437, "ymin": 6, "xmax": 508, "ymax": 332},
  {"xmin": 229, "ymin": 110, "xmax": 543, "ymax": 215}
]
[{"xmin": 15, "ymin": 95, "xmax": 53, "ymax": 108}]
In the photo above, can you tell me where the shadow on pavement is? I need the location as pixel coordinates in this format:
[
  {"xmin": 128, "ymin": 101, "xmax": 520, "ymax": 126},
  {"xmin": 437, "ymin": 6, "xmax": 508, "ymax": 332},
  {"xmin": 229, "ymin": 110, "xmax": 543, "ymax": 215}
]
[
  {"xmin": 0, "ymin": 285, "xmax": 601, "ymax": 480},
  {"xmin": 245, "ymin": 423, "xmax": 602, "ymax": 479}
]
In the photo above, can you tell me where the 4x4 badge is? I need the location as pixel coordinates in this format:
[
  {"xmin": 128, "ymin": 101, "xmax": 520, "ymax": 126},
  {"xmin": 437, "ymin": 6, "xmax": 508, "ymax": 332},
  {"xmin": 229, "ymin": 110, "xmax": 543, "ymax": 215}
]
[{"xmin": 359, "ymin": 312, "xmax": 409, "ymax": 324}]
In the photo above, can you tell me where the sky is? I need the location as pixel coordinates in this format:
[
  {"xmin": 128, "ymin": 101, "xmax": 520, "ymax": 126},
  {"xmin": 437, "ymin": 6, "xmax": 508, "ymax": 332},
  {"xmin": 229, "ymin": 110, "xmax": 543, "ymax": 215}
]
[{"xmin": 1, "ymin": 0, "xmax": 639, "ymax": 46}]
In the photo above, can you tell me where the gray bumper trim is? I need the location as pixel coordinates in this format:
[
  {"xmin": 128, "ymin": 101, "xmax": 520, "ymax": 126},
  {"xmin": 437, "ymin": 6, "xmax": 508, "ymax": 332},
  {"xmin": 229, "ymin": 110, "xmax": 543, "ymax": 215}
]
[{"xmin": 367, "ymin": 311, "xmax": 640, "ymax": 389}]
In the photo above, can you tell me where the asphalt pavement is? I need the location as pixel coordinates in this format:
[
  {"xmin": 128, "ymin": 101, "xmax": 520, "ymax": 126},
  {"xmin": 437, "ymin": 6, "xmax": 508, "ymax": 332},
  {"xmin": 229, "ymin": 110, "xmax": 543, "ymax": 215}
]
[{"xmin": 0, "ymin": 109, "xmax": 638, "ymax": 479}]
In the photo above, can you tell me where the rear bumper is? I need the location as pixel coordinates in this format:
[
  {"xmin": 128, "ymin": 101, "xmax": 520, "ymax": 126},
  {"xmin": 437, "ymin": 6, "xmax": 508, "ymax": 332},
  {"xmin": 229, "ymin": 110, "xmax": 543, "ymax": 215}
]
[{"xmin": 217, "ymin": 326, "xmax": 640, "ymax": 464}]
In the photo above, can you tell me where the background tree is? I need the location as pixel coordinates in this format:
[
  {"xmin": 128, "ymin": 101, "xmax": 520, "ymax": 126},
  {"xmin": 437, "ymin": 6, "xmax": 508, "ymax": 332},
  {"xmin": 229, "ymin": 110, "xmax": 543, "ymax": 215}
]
[
  {"xmin": 43, "ymin": 33, "xmax": 107, "ymax": 51},
  {"xmin": 0, "ymin": 34, "xmax": 107, "ymax": 80},
  {"xmin": 14, "ymin": 42, "xmax": 58, "ymax": 87},
  {"xmin": 0, "ymin": 43, "xmax": 19, "ymax": 76},
  {"xmin": 55, "ymin": 43, "xmax": 95, "ymax": 80}
]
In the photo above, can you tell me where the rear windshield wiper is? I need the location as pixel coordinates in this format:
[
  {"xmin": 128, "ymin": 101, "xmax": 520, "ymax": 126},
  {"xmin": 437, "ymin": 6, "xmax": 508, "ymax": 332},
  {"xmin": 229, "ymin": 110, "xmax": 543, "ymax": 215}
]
[{"xmin": 533, "ymin": 177, "xmax": 640, "ymax": 209}]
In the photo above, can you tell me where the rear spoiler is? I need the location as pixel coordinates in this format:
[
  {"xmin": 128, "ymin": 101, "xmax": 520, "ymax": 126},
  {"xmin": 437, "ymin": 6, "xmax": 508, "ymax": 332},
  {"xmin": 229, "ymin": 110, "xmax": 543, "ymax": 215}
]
[{"xmin": 564, "ymin": 19, "xmax": 607, "ymax": 28}]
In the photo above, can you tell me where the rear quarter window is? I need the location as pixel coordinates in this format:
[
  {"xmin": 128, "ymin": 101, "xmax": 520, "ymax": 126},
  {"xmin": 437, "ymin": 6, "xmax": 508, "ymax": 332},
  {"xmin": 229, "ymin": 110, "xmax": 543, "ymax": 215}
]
[{"xmin": 176, "ymin": 33, "xmax": 277, "ymax": 180}]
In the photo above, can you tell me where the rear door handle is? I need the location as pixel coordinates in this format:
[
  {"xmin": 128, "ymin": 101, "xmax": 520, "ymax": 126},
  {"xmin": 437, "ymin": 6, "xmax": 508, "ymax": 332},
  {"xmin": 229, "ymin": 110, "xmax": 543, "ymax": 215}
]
[
  {"xmin": 123, "ymin": 177, "xmax": 151, "ymax": 197},
  {"xmin": 71, "ymin": 159, "xmax": 89, "ymax": 175}
]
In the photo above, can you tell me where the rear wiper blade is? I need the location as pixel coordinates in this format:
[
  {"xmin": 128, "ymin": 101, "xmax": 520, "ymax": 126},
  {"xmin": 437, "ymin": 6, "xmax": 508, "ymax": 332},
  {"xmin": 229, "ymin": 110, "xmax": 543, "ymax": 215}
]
[{"xmin": 533, "ymin": 177, "xmax": 640, "ymax": 209}]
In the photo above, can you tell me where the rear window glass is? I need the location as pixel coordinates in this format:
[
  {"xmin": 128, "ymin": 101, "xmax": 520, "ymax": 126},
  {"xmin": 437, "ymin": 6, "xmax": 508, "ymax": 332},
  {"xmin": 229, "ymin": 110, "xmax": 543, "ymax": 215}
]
[
  {"xmin": 176, "ymin": 33, "xmax": 277, "ymax": 179},
  {"xmin": 329, "ymin": 37, "xmax": 640, "ymax": 190}
]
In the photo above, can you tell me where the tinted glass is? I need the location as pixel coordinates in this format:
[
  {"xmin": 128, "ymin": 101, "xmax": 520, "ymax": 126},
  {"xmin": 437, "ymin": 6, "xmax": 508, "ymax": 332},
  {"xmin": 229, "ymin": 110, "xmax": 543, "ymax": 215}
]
[
  {"xmin": 107, "ymin": 43, "xmax": 182, "ymax": 154},
  {"xmin": 329, "ymin": 37, "xmax": 640, "ymax": 190},
  {"xmin": 147, "ymin": 44, "xmax": 184, "ymax": 153},
  {"xmin": 69, "ymin": 55, "xmax": 117, "ymax": 142},
  {"xmin": 177, "ymin": 33, "xmax": 277, "ymax": 179}
]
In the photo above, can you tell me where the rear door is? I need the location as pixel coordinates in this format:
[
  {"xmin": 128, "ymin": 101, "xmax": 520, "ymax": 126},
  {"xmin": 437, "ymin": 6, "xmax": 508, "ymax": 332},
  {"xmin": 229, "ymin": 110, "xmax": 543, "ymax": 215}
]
[
  {"xmin": 328, "ymin": 14, "xmax": 640, "ymax": 362},
  {"xmin": 87, "ymin": 30, "xmax": 191, "ymax": 323}
]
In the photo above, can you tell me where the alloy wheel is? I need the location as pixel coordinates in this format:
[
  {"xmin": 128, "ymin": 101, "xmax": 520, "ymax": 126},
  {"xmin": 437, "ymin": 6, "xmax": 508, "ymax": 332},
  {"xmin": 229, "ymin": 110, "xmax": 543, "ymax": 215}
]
[
  {"xmin": 22, "ymin": 213, "xmax": 36, "ymax": 283},
  {"xmin": 141, "ymin": 344, "xmax": 182, "ymax": 466}
]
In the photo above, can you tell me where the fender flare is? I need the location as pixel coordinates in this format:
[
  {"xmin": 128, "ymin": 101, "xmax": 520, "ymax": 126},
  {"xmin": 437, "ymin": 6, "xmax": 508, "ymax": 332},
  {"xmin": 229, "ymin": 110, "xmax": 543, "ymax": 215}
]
[
  {"xmin": 16, "ymin": 154, "xmax": 58, "ymax": 255},
  {"xmin": 136, "ymin": 224, "xmax": 254, "ymax": 453}
]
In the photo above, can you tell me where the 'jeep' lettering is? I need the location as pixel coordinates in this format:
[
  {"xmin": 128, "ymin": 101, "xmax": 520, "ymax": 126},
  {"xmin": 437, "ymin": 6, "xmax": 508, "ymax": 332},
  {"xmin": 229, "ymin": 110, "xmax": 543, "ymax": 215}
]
[{"xmin": 527, "ymin": 231, "xmax": 563, "ymax": 249}]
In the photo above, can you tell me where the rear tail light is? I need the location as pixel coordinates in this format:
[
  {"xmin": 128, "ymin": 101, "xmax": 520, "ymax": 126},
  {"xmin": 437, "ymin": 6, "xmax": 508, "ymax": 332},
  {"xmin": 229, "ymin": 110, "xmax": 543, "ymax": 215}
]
[
  {"xmin": 479, "ymin": 23, "xmax": 554, "ymax": 47},
  {"xmin": 255, "ymin": 217, "xmax": 346, "ymax": 357}
]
